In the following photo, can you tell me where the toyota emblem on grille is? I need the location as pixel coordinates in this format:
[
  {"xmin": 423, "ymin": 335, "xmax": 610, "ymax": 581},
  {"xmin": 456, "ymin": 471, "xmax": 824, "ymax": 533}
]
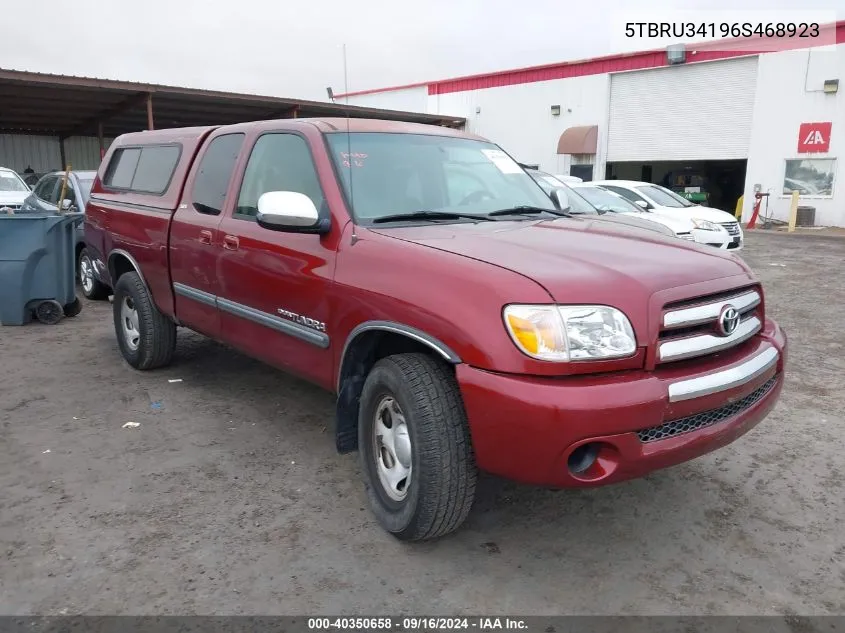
[{"xmin": 718, "ymin": 305, "xmax": 740, "ymax": 336}]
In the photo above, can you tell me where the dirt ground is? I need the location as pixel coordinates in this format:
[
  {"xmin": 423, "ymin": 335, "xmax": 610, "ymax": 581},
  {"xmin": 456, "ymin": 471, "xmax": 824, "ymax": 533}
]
[{"xmin": 1, "ymin": 232, "xmax": 843, "ymax": 616}]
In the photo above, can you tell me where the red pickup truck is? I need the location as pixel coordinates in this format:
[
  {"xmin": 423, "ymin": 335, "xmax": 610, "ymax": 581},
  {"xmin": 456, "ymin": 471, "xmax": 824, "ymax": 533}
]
[{"xmin": 84, "ymin": 118, "xmax": 786, "ymax": 540}]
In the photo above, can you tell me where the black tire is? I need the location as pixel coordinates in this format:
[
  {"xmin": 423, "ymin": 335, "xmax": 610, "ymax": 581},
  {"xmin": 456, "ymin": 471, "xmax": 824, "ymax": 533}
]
[
  {"xmin": 78, "ymin": 248, "xmax": 109, "ymax": 300},
  {"xmin": 358, "ymin": 353, "xmax": 477, "ymax": 541},
  {"xmin": 112, "ymin": 271, "xmax": 176, "ymax": 370},
  {"xmin": 63, "ymin": 297, "xmax": 82, "ymax": 318},
  {"xmin": 35, "ymin": 300, "xmax": 64, "ymax": 325}
]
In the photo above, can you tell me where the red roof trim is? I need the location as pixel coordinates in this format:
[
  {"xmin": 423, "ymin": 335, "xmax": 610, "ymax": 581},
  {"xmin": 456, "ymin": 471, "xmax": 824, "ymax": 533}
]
[{"xmin": 337, "ymin": 21, "xmax": 845, "ymax": 98}]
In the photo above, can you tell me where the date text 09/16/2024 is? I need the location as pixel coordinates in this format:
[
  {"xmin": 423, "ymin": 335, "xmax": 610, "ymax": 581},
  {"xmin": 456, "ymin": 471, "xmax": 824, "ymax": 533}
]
[{"xmin": 307, "ymin": 618, "xmax": 528, "ymax": 631}]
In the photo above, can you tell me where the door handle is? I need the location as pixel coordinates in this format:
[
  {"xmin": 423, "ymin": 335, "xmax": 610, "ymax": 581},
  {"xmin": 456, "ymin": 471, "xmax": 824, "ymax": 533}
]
[
  {"xmin": 199, "ymin": 230, "xmax": 213, "ymax": 245},
  {"xmin": 223, "ymin": 235, "xmax": 239, "ymax": 251}
]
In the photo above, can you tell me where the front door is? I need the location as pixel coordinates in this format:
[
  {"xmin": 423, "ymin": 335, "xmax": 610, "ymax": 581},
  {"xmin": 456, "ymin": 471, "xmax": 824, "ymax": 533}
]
[
  {"xmin": 216, "ymin": 131, "xmax": 337, "ymax": 388},
  {"xmin": 170, "ymin": 132, "xmax": 246, "ymax": 338}
]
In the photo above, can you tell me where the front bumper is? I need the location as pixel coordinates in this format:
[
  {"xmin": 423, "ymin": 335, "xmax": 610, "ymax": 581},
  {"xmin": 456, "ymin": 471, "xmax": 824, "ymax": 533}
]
[
  {"xmin": 692, "ymin": 227, "xmax": 743, "ymax": 250},
  {"xmin": 456, "ymin": 318, "xmax": 786, "ymax": 488}
]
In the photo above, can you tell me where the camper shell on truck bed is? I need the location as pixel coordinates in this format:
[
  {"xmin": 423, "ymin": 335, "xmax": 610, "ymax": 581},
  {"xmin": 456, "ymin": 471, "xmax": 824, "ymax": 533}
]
[{"xmin": 85, "ymin": 118, "xmax": 787, "ymax": 541}]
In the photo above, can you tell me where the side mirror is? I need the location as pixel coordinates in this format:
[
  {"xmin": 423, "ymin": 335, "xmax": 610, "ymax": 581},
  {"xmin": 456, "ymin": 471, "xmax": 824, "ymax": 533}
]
[
  {"xmin": 60, "ymin": 199, "xmax": 73, "ymax": 211},
  {"xmin": 550, "ymin": 188, "xmax": 571, "ymax": 213},
  {"xmin": 635, "ymin": 200, "xmax": 649, "ymax": 210},
  {"xmin": 256, "ymin": 191, "xmax": 330, "ymax": 234}
]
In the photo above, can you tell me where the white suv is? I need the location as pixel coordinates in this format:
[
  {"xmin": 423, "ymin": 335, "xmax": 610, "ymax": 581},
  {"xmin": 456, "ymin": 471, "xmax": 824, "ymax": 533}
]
[{"xmin": 592, "ymin": 180, "xmax": 743, "ymax": 251}]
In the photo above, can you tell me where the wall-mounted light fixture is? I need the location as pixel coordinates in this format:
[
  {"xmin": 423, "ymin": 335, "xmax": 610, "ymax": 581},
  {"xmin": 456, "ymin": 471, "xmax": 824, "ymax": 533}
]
[
  {"xmin": 551, "ymin": 105, "xmax": 561, "ymax": 116},
  {"xmin": 667, "ymin": 44, "xmax": 686, "ymax": 65},
  {"xmin": 823, "ymin": 79, "xmax": 839, "ymax": 94}
]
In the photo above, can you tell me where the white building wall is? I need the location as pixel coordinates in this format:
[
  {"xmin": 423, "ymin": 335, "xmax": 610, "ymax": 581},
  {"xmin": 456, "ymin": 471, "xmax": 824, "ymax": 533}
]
[
  {"xmin": 345, "ymin": 86, "xmax": 428, "ymax": 113},
  {"xmin": 743, "ymin": 46, "xmax": 845, "ymax": 227},
  {"xmin": 428, "ymin": 74, "xmax": 611, "ymax": 179}
]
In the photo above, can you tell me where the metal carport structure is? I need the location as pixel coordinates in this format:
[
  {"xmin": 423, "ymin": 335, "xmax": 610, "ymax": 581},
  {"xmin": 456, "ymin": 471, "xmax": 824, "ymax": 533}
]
[{"xmin": 0, "ymin": 68, "xmax": 465, "ymax": 169}]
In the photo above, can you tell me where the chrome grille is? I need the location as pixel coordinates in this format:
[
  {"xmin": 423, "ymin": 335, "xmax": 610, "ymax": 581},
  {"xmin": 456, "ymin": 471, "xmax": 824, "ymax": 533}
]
[
  {"xmin": 658, "ymin": 288, "xmax": 762, "ymax": 364},
  {"xmin": 0, "ymin": 203, "xmax": 22, "ymax": 212},
  {"xmin": 721, "ymin": 222, "xmax": 740, "ymax": 236},
  {"xmin": 637, "ymin": 375, "xmax": 778, "ymax": 443},
  {"xmin": 676, "ymin": 232, "xmax": 695, "ymax": 241}
]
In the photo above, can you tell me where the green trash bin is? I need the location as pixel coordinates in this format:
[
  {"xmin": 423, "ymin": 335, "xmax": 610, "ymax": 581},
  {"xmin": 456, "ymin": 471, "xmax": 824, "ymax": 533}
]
[{"xmin": 0, "ymin": 212, "xmax": 84, "ymax": 326}]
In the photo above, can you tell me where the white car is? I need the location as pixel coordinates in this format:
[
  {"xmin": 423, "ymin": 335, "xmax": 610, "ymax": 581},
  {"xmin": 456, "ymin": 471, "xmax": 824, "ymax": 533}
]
[
  {"xmin": 0, "ymin": 167, "xmax": 31, "ymax": 213},
  {"xmin": 570, "ymin": 183, "xmax": 696, "ymax": 242},
  {"xmin": 592, "ymin": 180, "xmax": 743, "ymax": 251}
]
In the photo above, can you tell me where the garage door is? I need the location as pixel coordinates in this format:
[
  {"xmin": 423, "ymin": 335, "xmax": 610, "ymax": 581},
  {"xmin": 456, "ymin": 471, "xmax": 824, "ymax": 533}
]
[{"xmin": 607, "ymin": 56, "xmax": 758, "ymax": 162}]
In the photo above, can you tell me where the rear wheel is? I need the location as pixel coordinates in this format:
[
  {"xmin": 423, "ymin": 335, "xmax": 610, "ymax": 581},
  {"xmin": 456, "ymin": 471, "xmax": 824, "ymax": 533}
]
[
  {"xmin": 358, "ymin": 353, "xmax": 477, "ymax": 541},
  {"xmin": 113, "ymin": 272, "xmax": 176, "ymax": 370},
  {"xmin": 78, "ymin": 248, "xmax": 109, "ymax": 300},
  {"xmin": 35, "ymin": 300, "xmax": 63, "ymax": 325}
]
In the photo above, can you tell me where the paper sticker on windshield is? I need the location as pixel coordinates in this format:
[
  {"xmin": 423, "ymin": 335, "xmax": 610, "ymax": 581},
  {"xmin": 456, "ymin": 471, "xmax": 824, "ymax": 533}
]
[
  {"xmin": 481, "ymin": 149, "xmax": 522, "ymax": 174},
  {"xmin": 339, "ymin": 151, "xmax": 368, "ymax": 168}
]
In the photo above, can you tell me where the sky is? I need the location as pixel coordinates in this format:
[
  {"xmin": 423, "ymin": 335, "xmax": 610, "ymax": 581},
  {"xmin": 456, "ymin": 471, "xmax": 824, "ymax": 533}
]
[{"xmin": 1, "ymin": 0, "xmax": 843, "ymax": 101}]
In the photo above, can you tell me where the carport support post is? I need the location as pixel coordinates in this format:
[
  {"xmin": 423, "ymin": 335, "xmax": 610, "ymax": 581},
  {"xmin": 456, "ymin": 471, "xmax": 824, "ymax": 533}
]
[
  {"xmin": 97, "ymin": 122, "xmax": 105, "ymax": 159},
  {"xmin": 58, "ymin": 137, "xmax": 66, "ymax": 170},
  {"xmin": 146, "ymin": 93, "xmax": 154, "ymax": 130}
]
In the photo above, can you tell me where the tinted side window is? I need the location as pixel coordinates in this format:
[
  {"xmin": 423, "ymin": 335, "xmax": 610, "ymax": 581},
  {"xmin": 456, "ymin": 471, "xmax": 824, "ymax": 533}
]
[
  {"xmin": 103, "ymin": 145, "xmax": 180, "ymax": 194},
  {"xmin": 131, "ymin": 146, "xmax": 181, "ymax": 194},
  {"xmin": 235, "ymin": 134, "xmax": 324, "ymax": 218},
  {"xmin": 57, "ymin": 176, "xmax": 75, "ymax": 203},
  {"xmin": 35, "ymin": 176, "xmax": 57, "ymax": 202},
  {"xmin": 104, "ymin": 148, "xmax": 141, "ymax": 188},
  {"xmin": 191, "ymin": 134, "xmax": 245, "ymax": 215},
  {"xmin": 604, "ymin": 185, "xmax": 645, "ymax": 205}
]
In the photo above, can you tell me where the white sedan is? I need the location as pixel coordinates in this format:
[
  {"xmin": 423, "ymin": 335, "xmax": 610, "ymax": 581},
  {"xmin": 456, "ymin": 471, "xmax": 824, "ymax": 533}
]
[
  {"xmin": 570, "ymin": 183, "xmax": 696, "ymax": 242},
  {"xmin": 591, "ymin": 180, "xmax": 743, "ymax": 251}
]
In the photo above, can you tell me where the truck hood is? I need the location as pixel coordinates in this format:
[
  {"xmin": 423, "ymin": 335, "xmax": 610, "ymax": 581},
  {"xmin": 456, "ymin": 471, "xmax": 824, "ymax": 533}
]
[
  {"xmin": 0, "ymin": 191, "xmax": 28, "ymax": 206},
  {"xmin": 372, "ymin": 218, "xmax": 752, "ymax": 307}
]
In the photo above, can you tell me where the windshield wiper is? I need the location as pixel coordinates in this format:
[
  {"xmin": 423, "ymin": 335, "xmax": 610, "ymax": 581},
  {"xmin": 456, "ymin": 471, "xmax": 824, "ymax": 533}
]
[
  {"xmin": 487, "ymin": 205, "xmax": 574, "ymax": 218},
  {"xmin": 372, "ymin": 211, "xmax": 496, "ymax": 224}
]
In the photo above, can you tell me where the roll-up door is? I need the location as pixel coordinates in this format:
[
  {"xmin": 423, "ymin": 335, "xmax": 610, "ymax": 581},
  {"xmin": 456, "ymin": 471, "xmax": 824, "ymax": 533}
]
[{"xmin": 607, "ymin": 56, "xmax": 758, "ymax": 162}]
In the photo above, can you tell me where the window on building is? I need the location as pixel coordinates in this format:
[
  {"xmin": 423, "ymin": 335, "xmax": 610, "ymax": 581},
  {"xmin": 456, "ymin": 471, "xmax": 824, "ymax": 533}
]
[
  {"xmin": 191, "ymin": 134, "xmax": 245, "ymax": 215},
  {"xmin": 783, "ymin": 158, "xmax": 836, "ymax": 196},
  {"xmin": 235, "ymin": 134, "xmax": 324, "ymax": 219}
]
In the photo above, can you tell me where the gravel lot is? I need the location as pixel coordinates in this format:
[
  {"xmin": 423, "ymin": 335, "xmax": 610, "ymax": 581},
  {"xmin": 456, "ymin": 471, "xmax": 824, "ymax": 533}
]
[{"xmin": 1, "ymin": 231, "xmax": 843, "ymax": 616}]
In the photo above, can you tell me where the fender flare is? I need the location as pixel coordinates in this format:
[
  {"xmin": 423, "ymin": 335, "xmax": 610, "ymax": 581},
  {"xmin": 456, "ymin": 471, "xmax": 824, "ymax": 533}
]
[
  {"xmin": 336, "ymin": 320, "xmax": 462, "ymax": 392},
  {"xmin": 107, "ymin": 249, "xmax": 148, "ymax": 288}
]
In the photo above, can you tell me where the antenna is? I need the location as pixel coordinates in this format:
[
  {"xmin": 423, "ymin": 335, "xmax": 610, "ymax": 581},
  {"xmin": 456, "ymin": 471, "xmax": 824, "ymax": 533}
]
[{"xmin": 343, "ymin": 43, "xmax": 358, "ymax": 245}]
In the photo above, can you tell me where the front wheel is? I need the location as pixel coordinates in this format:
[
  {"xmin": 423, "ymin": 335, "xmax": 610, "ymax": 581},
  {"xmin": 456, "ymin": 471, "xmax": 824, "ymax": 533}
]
[
  {"xmin": 358, "ymin": 353, "xmax": 477, "ymax": 541},
  {"xmin": 112, "ymin": 272, "xmax": 176, "ymax": 370}
]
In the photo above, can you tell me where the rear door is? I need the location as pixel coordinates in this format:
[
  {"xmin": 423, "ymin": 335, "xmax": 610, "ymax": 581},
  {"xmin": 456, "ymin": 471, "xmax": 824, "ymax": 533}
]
[
  {"xmin": 215, "ymin": 130, "xmax": 336, "ymax": 388},
  {"xmin": 169, "ymin": 132, "xmax": 246, "ymax": 338}
]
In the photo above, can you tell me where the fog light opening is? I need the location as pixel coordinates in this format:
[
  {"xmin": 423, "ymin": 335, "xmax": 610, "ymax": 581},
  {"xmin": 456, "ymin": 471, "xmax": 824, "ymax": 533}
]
[{"xmin": 568, "ymin": 442, "xmax": 600, "ymax": 475}]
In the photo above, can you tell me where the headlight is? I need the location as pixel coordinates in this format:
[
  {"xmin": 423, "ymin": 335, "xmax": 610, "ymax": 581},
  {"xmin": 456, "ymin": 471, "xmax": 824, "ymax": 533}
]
[
  {"xmin": 503, "ymin": 305, "xmax": 637, "ymax": 361},
  {"xmin": 691, "ymin": 218, "xmax": 720, "ymax": 231}
]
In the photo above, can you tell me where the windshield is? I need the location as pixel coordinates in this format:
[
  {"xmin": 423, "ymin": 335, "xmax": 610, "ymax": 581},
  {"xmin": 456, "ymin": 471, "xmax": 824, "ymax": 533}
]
[
  {"xmin": 325, "ymin": 133, "xmax": 556, "ymax": 223},
  {"xmin": 0, "ymin": 170, "xmax": 29, "ymax": 193},
  {"xmin": 77, "ymin": 177, "xmax": 94, "ymax": 201},
  {"xmin": 575, "ymin": 186, "xmax": 643, "ymax": 214},
  {"xmin": 637, "ymin": 184, "xmax": 695, "ymax": 208}
]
